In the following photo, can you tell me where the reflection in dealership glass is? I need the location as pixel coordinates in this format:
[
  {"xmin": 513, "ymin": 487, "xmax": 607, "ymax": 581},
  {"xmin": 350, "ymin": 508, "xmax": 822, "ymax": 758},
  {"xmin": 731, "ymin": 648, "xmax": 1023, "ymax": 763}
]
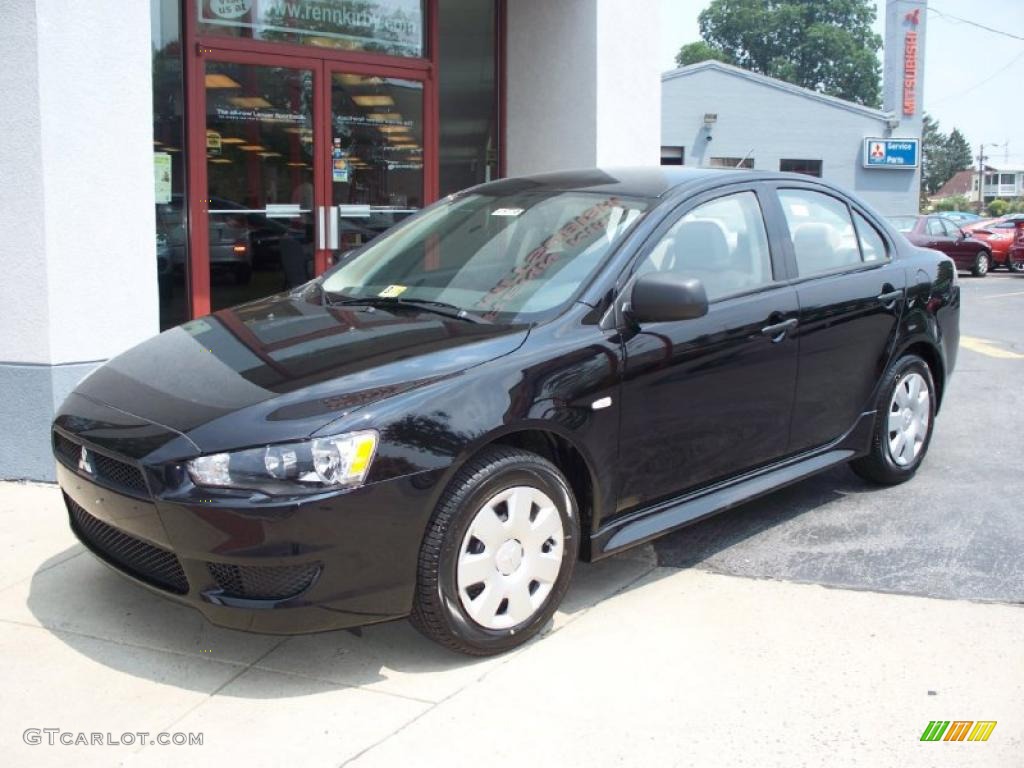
[
  {"xmin": 321, "ymin": 190, "xmax": 649, "ymax": 322},
  {"xmin": 156, "ymin": 194, "xmax": 315, "ymax": 289}
]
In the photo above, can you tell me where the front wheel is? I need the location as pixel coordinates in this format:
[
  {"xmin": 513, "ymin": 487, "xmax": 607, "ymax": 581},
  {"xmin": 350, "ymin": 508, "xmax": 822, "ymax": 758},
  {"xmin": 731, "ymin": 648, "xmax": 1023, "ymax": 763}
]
[
  {"xmin": 851, "ymin": 355, "xmax": 936, "ymax": 485},
  {"xmin": 971, "ymin": 250, "xmax": 990, "ymax": 277},
  {"xmin": 1009, "ymin": 254, "xmax": 1024, "ymax": 274},
  {"xmin": 410, "ymin": 446, "xmax": 579, "ymax": 656}
]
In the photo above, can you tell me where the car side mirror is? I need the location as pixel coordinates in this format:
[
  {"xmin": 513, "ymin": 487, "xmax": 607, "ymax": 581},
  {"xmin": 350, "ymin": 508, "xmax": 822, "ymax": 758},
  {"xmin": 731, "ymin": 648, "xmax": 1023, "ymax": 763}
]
[
  {"xmin": 627, "ymin": 272, "xmax": 708, "ymax": 324},
  {"xmin": 958, "ymin": 229, "xmax": 968, "ymax": 240}
]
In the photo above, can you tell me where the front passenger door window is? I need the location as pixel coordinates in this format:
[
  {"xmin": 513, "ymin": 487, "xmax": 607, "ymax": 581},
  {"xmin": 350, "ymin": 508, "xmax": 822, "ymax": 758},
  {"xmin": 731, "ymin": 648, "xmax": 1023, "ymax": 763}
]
[{"xmin": 636, "ymin": 191, "xmax": 774, "ymax": 300}]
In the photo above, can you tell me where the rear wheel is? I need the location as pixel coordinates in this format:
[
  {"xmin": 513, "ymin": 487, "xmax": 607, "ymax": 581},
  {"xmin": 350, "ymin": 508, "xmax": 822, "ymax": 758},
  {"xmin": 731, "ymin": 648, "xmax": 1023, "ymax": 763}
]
[
  {"xmin": 1009, "ymin": 254, "xmax": 1024, "ymax": 274},
  {"xmin": 971, "ymin": 250, "xmax": 990, "ymax": 277},
  {"xmin": 410, "ymin": 446, "xmax": 579, "ymax": 656},
  {"xmin": 851, "ymin": 355, "xmax": 936, "ymax": 486}
]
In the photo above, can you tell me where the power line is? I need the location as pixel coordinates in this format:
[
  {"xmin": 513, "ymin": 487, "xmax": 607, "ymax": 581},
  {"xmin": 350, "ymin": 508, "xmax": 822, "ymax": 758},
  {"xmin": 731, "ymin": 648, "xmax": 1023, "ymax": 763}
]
[
  {"xmin": 926, "ymin": 48, "xmax": 1024, "ymax": 106},
  {"xmin": 928, "ymin": 7, "xmax": 1024, "ymax": 42}
]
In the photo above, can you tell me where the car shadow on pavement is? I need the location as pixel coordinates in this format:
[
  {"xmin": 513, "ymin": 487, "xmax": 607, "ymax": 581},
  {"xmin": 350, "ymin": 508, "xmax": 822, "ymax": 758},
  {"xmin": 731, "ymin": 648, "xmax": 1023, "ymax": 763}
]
[
  {"xmin": 22, "ymin": 536, "xmax": 656, "ymax": 698},
  {"xmin": 21, "ymin": 464, "xmax": 876, "ymax": 698},
  {"xmin": 651, "ymin": 464, "xmax": 873, "ymax": 569}
]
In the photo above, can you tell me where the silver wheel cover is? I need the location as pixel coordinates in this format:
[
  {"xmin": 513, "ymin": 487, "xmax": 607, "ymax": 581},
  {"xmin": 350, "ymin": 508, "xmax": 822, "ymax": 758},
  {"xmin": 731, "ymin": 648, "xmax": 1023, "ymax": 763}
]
[
  {"xmin": 887, "ymin": 371, "xmax": 930, "ymax": 467},
  {"xmin": 457, "ymin": 486, "xmax": 564, "ymax": 630}
]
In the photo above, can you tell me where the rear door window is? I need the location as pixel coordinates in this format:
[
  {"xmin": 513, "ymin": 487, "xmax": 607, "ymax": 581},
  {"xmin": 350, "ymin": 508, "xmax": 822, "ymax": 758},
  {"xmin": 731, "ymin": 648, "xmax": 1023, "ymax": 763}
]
[
  {"xmin": 777, "ymin": 189, "xmax": 861, "ymax": 276},
  {"xmin": 852, "ymin": 211, "xmax": 888, "ymax": 262}
]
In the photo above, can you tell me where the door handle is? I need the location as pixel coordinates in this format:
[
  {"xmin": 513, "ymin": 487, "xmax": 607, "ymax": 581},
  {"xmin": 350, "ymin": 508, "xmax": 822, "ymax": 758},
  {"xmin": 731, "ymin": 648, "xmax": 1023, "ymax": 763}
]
[
  {"xmin": 327, "ymin": 206, "xmax": 339, "ymax": 250},
  {"xmin": 761, "ymin": 317, "xmax": 798, "ymax": 342},
  {"xmin": 877, "ymin": 288, "xmax": 903, "ymax": 304}
]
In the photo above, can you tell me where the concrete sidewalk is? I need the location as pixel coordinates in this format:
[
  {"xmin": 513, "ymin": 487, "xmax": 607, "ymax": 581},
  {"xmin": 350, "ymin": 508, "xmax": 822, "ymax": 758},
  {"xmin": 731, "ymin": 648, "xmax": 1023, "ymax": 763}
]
[{"xmin": 1, "ymin": 481, "xmax": 1020, "ymax": 767}]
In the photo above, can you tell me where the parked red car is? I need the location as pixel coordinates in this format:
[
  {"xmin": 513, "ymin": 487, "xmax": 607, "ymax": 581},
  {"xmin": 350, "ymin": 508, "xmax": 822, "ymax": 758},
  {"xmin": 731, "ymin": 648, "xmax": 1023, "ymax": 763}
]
[
  {"xmin": 965, "ymin": 214, "xmax": 1024, "ymax": 272},
  {"xmin": 888, "ymin": 215, "xmax": 994, "ymax": 276},
  {"xmin": 1009, "ymin": 221, "xmax": 1024, "ymax": 272}
]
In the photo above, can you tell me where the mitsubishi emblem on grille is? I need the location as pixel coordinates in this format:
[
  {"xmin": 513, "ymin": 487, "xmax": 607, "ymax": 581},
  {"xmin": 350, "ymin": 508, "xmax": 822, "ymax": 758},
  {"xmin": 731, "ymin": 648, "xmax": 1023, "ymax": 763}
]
[{"xmin": 78, "ymin": 446, "xmax": 94, "ymax": 475}]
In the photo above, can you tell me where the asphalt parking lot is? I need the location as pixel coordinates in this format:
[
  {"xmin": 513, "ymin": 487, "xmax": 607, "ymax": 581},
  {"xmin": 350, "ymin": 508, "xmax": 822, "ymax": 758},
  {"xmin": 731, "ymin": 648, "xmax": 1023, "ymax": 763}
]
[
  {"xmin": 1, "ymin": 272, "xmax": 1021, "ymax": 767},
  {"xmin": 655, "ymin": 271, "xmax": 1024, "ymax": 603}
]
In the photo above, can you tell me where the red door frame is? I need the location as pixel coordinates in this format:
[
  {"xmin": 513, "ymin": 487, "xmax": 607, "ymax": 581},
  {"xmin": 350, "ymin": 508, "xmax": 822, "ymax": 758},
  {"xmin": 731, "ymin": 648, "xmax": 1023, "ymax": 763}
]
[{"xmin": 183, "ymin": 0, "xmax": 441, "ymax": 319}]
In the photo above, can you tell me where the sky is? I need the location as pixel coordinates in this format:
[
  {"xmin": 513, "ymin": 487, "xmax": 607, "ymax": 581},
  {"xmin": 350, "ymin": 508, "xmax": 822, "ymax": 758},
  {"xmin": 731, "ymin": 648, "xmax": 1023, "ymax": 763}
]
[{"xmin": 658, "ymin": 0, "xmax": 1024, "ymax": 169}]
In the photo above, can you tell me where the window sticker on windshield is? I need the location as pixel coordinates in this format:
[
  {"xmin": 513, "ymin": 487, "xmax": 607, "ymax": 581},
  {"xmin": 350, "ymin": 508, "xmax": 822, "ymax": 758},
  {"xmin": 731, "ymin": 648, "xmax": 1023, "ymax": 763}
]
[
  {"xmin": 492, "ymin": 208, "xmax": 524, "ymax": 217},
  {"xmin": 378, "ymin": 284, "xmax": 408, "ymax": 298}
]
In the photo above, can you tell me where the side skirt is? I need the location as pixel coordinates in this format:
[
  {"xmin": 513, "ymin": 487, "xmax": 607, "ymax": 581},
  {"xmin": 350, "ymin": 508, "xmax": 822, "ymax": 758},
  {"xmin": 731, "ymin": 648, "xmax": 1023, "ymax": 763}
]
[{"xmin": 588, "ymin": 411, "xmax": 876, "ymax": 560}]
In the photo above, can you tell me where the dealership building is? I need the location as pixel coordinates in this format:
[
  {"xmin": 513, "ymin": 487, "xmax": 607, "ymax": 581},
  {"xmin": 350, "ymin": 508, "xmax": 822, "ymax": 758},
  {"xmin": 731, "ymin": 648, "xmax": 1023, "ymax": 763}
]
[
  {"xmin": 0, "ymin": 0, "xmax": 926, "ymax": 481},
  {"xmin": 0, "ymin": 0, "xmax": 661, "ymax": 480},
  {"xmin": 662, "ymin": 0, "xmax": 927, "ymax": 217}
]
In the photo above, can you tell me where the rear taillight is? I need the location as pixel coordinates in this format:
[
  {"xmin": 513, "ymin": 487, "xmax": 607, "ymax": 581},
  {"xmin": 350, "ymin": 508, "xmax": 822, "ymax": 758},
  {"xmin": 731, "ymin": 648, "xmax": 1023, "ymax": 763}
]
[{"xmin": 232, "ymin": 241, "xmax": 248, "ymax": 254}]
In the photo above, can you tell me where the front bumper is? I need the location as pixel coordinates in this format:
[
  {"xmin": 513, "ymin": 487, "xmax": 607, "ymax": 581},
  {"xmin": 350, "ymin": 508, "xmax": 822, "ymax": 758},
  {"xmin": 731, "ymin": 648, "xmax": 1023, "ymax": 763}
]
[{"xmin": 53, "ymin": 426, "xmax": 441, "ymax": 635}]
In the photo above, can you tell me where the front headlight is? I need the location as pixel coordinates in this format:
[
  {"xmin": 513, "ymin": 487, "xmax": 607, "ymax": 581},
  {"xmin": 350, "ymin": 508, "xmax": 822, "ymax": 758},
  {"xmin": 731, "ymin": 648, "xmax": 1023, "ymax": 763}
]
[{"xmin": 187, "ymin": 430, "xmax": 378, "ymax": 495}]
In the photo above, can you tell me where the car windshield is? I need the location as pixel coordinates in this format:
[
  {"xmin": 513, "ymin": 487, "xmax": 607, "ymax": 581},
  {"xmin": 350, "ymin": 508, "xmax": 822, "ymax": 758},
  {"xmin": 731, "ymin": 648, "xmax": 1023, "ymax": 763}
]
[
  {"xmin": 320, "ymin": 189, "xmax": 649, "ymax": 323},
  {"xmin": 888, "ymin": 216, "xmax": 918, "ymax": 233}
]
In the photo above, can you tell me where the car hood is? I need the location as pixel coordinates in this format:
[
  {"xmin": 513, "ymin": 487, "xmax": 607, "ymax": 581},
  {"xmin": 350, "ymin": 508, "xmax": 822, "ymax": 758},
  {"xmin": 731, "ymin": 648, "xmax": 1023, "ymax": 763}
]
[{"xmin": 74, "ymin": 288, "xmax": 529, "ymax": 453}]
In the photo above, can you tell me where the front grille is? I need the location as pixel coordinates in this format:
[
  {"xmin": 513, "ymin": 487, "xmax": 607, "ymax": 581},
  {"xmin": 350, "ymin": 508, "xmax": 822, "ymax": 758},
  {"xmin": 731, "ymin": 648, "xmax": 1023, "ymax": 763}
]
[
  {"xmin": 67, "ymin": 495, "xmax": 188, "ymax": 594},
  {"xmin": 207, "ymin": 561, "xmax": 321, "ymax": 601},
  {"xmin": 53, "ymin": 432, "xmax": 79, "ymax": 464},
  {"xmin": 53, "ymin": 431, "xmax": 150, "ymax": 498},
  {"xmin": 90, "ymin": 453, "xmax": 149, "ymax": 495}
]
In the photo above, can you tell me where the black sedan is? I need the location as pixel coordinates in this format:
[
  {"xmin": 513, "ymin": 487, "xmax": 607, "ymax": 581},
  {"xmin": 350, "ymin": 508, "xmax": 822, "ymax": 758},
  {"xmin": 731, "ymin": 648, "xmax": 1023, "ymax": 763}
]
[{"xmin": 53, "ymin": 168, "xmax": 960, "ymax": 655}]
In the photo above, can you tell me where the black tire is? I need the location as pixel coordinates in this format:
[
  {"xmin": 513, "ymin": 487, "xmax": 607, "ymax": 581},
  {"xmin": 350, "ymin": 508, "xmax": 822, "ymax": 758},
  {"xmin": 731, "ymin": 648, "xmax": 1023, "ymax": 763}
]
[
  {"xmin": 1009, "ymin": 255, "xmax": 1024, "ymax": 274},
  {"xmin": 410, "ymin": 446, "xmax": 579, "ymax": 656},
  {"xmin": 851, "ymin": 355, "xmax": 936, "ymax": 486},
  {"xmin": 970, "ymin": 250, "xmax": 990, "ymax": 277}
]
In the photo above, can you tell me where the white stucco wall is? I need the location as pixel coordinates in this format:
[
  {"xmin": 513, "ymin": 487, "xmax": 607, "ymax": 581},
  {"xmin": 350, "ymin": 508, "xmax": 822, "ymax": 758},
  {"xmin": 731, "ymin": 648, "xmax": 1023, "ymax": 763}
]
[
  {"xmin": 0, "ymin": 0, "xmax": 158, "ymax": 367},
  {"xmin": 0, "ymin": 0, "xmax": 50, "ymax": 364},
  {"xmin": 662, "ymin": 65, "xmax": 920, "ymax": 216},
  {"xmin": 0, "ymin": 0, "xmax": 156, "ymax": 479},
  {"xmin": 505, "ymin": 0, "xmax": 660, "ymax": 176},
  {"xmin": 594, "ymin": 0, "xmax": 660, "ymax": 168}
]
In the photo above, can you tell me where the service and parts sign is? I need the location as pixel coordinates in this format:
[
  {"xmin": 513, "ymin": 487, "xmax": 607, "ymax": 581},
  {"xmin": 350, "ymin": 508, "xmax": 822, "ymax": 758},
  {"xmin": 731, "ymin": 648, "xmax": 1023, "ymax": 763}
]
[{"xmin": 863, "ymin": 138, "xmax": 920, "ymax": 169}]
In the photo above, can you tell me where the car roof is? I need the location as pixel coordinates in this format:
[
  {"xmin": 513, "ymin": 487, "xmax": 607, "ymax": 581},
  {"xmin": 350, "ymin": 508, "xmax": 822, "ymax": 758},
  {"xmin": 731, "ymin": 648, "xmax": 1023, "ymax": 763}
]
[{"xmin": 471, "ymin": 166, "xmax": 834, "ymax": 200}]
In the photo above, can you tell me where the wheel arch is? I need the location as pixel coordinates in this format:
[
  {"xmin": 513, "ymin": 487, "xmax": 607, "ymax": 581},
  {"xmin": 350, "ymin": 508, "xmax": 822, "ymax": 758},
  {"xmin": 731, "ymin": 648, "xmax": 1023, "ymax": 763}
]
[
  {"xmin": 439, "ymin": 424, "xmax": 603, "ymax": 561},
  {"xmin": 896, "ymin": 339, "xmax": 946, "ymax": 412}
]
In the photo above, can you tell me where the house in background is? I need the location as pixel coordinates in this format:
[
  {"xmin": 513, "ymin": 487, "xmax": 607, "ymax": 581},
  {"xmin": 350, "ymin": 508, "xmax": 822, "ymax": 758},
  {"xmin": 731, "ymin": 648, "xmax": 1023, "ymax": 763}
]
[
  {"xmin": 930, "ymin": 169, "xmax": 976, "ymax": 207},
  {"xmin": 931, "ymin": 167, "xmax": 1024, "ymax": 209},
  {"xmin": 982, "ymin": 169, "xmax": 1024, "ymax": 204}
]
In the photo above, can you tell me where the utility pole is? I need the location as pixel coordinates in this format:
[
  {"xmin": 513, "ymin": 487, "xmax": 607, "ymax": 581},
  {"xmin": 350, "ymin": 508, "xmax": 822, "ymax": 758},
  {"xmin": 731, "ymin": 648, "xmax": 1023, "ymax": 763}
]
[{"xmin": 977, "ymin": 144, "xmax": 987, "ymax": 215}]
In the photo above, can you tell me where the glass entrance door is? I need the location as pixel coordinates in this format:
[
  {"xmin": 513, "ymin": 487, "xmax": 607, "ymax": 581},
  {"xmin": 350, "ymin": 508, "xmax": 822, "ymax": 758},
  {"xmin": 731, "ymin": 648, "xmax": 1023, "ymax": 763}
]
[
  {"xmin": 195, "ymin": 55, "xmax": 428, "ymax": 315},
  {"xmin": 327, "ymin": 71, "xmax": 426, "ymax": 263},
  {"xmin": 202, "ymin": 58, "xmax": 318, "ymax": 311}
]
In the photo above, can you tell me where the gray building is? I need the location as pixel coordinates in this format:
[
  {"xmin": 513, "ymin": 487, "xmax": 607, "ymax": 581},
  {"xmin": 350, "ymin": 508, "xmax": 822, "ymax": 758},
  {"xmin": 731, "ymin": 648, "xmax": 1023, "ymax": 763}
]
[{"xmin": 661, "ymin": 0, "xmax": 927, "ymax": 217}]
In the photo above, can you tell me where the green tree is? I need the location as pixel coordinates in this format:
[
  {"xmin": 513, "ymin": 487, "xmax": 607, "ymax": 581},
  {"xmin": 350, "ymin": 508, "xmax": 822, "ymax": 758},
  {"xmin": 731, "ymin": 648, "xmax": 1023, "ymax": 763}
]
[
  {"xmin": 920, "ymin": 115, "xmax": 976, "ymax": 209},
  {"xmin": 946, "ymin": 128, "xmax": 973, "ymax": 174},
  {"xmin": 676, "ymin": 0, "xmax": 882, "ymax": 107},
  {"xmin": 987, "ymin": 199, "xmax": 1010, "ymax": 217},
  {"xmin": 920, "ymin": 114, "xmax": 947, "ymax": 206},
  {"xmin": 933, "ymin": 195, "xmax": 970, "ymax": 212},
  {"xmin": 675, "ymin": 40, "xmax": 733, "ymax": 68}
]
